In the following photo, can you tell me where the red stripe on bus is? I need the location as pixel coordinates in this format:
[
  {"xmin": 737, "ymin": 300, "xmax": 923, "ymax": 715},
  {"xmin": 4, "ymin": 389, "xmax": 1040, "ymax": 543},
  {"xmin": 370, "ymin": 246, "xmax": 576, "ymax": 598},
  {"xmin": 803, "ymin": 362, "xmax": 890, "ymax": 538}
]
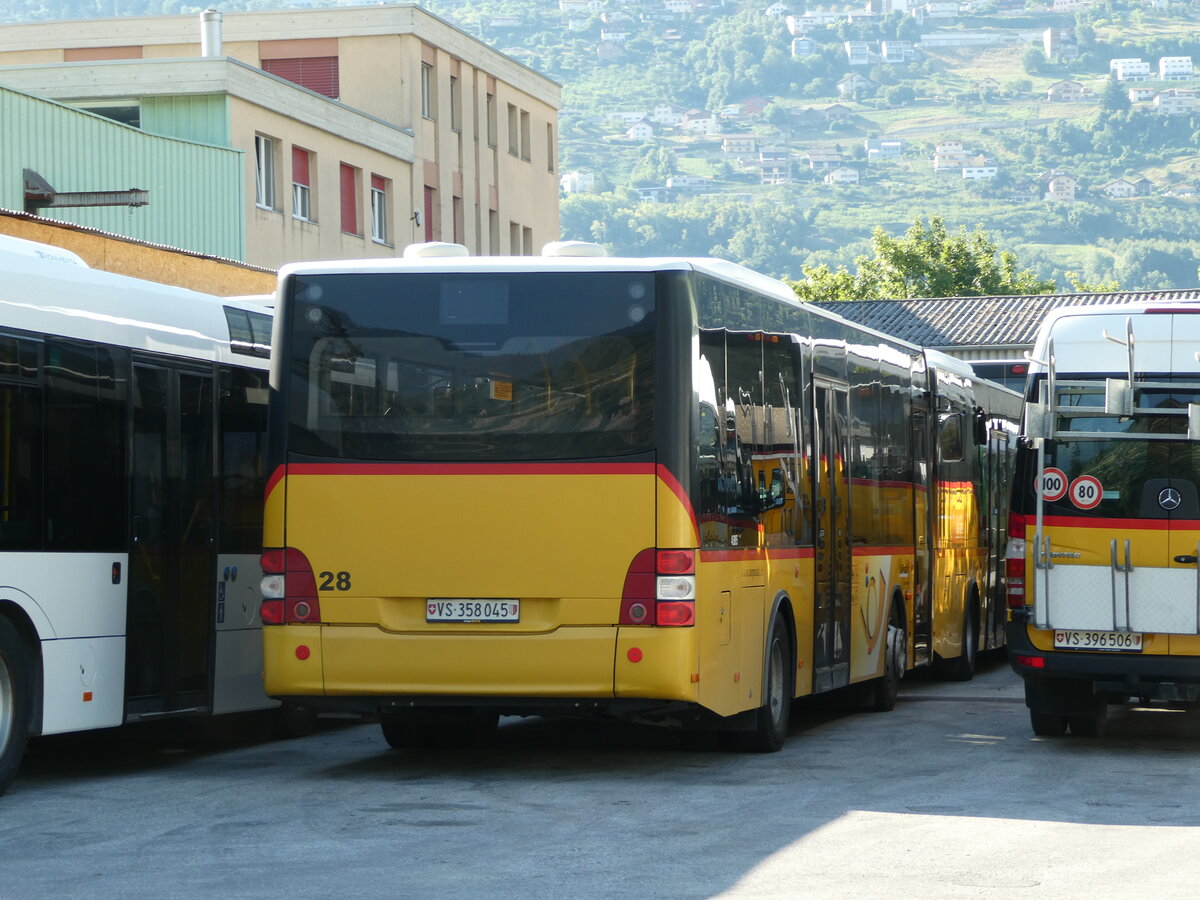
[
  {"xmin": 1030, "ymin": 514, "xmax": 1177, "ymax": 531},
  {"xmin": 852, "ymin": 545, "xmax": 917, "ymax": 557}
]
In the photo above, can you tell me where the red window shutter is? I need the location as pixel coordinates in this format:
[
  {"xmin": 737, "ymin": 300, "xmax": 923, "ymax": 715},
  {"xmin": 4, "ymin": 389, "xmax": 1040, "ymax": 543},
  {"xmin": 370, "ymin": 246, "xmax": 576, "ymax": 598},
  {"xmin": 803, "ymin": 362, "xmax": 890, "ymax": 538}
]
[
  {"xmin": 423, "ymin": 186, "xmax": 434, "ymax": 242},
  {"xmin": 263, "ymin": 57, "xmax": 340, "ymax": 99},
  {"xmin": 292, "ymin": 147, "xmax": 310, "ymax": 186},
  {"xmin": 341, "ymin": 165, "xmax": 359, "ymax": 234},
  {"xmin": 371, "ymin": 174, "xmax": 386, "ymax": 192}
]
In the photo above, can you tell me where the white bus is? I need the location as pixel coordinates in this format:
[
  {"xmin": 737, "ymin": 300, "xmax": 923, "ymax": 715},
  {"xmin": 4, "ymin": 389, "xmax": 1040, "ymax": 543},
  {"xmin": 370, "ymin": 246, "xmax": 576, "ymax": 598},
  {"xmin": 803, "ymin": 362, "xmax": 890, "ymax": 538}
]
[{"xmin": 0, "ymin": 235, "xmax": 282, "ymax": 795}]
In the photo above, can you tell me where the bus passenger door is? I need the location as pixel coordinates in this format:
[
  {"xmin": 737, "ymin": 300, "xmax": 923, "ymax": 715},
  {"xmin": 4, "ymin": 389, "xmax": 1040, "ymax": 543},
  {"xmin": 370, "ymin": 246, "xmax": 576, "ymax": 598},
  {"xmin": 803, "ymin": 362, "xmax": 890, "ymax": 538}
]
[
  {"xmin": 126, "ymin": 363, "xmax": 216, "ymax": 717},
  {"xmin": 812, "ymin": 381, "xmax": 851, "ymax": 692},
  {"xmin": 911, "ymin": 405, "xmax": 933, "ymax": 666}
]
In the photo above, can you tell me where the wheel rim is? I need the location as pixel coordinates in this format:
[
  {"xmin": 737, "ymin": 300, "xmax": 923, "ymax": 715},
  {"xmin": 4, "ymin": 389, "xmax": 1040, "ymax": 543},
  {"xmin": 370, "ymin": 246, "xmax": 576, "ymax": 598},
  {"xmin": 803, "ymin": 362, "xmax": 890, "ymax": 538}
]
[
  {"xmin": 0, "ymin": 657, "xmax": 13, "ymax": 752},
  {"xmin": 766, "ymin": 637, "xmax": 784, "ymax": 724}
]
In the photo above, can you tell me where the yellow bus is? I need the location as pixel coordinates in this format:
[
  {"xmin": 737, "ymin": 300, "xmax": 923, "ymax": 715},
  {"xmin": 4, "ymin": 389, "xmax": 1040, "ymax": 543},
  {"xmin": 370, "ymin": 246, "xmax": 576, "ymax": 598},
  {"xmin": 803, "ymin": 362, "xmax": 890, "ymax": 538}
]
[
  {"xmin": 260, "ymin": 243, "xmax": 1020, "ymax": 750},
  {"xmin": 1007, "ymin": 303, "xmax": 1200, "ymax": 736}
]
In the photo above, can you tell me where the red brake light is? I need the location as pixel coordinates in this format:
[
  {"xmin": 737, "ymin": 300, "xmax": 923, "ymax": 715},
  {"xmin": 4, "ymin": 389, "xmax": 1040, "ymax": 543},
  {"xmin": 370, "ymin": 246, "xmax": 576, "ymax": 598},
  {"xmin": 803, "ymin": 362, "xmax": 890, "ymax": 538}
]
[
  {"xmin": 656, "ymin": 601, "xmax": 696, "ymax": 627},
  {"xmin": 1015, "ymin": 654, "xmax": 1045, "ymax": 669},
  {"xmin": 260, "ymin": 547, "xmax": 321, "ymax": 624},
  {"xmin": 656, "ymin": 549, "xmax": 695, "ymax": 575}
]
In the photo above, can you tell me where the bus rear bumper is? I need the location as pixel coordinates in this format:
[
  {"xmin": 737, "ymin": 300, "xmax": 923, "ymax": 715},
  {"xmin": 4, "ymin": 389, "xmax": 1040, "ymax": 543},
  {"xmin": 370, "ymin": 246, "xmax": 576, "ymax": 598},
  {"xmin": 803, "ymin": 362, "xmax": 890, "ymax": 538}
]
[
  {"xmin": 1007, "ymin": 616, "xmax": 1200, "ymax": 707},
  {"xmin": 263, "ymin": 623, "xmax": 699, "ymax": 710}
]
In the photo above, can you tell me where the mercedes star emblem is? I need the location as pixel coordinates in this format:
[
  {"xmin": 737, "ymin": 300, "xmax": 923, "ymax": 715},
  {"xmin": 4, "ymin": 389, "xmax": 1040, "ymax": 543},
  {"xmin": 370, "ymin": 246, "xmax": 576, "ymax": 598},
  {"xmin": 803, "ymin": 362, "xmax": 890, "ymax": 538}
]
[{"xmin": 1159, "ymin": 487, "xmax": 1182, "ymax": 511}]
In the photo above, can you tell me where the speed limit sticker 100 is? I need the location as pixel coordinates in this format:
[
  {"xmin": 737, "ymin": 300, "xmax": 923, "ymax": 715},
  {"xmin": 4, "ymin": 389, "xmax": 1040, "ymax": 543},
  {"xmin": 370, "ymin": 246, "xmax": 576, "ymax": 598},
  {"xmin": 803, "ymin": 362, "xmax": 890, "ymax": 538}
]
[
  {"xmin": 1040, "ymin": 467, "xmax": 1068, "ymax": 502},
  {"xmin": 1069, "ymin": 475, "xmax": 1103, "ymax": 510}
]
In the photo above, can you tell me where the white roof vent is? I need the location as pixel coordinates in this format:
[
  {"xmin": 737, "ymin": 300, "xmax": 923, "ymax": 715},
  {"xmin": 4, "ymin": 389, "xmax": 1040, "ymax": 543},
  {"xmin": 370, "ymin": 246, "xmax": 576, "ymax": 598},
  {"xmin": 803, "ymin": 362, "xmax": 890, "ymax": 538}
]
[
  {"xmin": 542, "ymin": 241, "xmax": 608, "ymax": 258},
  {"xmin": 403, "ymin": 242, "xmax": 470, "ymax": 259}
]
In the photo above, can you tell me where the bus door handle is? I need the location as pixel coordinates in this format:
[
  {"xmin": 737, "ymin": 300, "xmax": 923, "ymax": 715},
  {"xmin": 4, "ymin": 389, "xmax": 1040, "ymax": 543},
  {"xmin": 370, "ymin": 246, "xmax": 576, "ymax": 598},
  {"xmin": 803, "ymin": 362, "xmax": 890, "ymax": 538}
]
[{"xmin": 1175, "ymin": 555, "xmax": 1198, "ymax": 565}]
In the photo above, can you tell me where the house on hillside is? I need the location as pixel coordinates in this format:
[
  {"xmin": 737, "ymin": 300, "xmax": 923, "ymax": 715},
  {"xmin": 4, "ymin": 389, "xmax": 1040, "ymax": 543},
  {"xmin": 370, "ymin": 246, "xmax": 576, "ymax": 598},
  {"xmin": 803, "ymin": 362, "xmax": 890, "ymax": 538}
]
[
  {"xmin": 865, "ymin": 137, "xmax": 905, "ymax": 159},
  {"xmin": 1100, "ymin": 178, "xmax": 1137, "ymax": 198},
  {"xmin": 845, "ymin": 41, "xmax": 875, "ymax": 66},
  {"xmin": 1128, "ymin": 86, "xmax": 1157, "ymax": 103},
  {"xmin": 1042, "ymin": 170, "xmax": 1077, "ymax": 202},
  {"xmin": 1133, "ymin": 176, "xmax": 1153, "ymax": 196},
  {"xmin": 560, "ymin": 171, "xmax": 596, "ymax": 194},
  {"xmin": 681, "ymin": 109, "xmax": 719, "ymax": 134},
  {"xmin": 807, "ymin": 149, "xmax": 842, "ymax": 170},
  {"xmin": 1047, "ymin": 80, "xmax": 1087, "ymax": 101},
  {"xmin": 651, "ymin": 102, "xmax": 688, "ymax": 126},
  {"xmin": 838, "ymin": 73, "xmax": 877, "ymax": 98},
  {"xmin": 824, "ymin": 103, "xmax": 855, "ymax": 120},
  {"xmin": 1043, "ymin": 27, "xmax": 1078, "ymax": 61},
  {"xmin": 721, "ymin": 135, "xmax": 758, "ymax": 158},
  {"xmin": 932, "ymin": 140, "xmax": 969, "ymax": 172},
  {"xmin": 880, "ymin": 40, "xmax": 916, "ymax": 63},
  {"xmin": 791, "ymin": 38, "xmax": 815, "ymax": 56},
  {"xmin": 597, "ymin": 39, "xmax": 625, "ymax": 60},
  {"xmin": 913, "ymin": 0, "xmax": 960, "ymax": 20},
  {"xmin": 1160, "ymin": 56, "xmax": 1194, "ymax": 80},
  {"xmin": 974, "ymin": 77, "xmax": 1001, "ymax": 95},
  {"xmin": 764, "ymin": 2, "xmax": 792, "ymax": 16},
  {"xmin": 625, "ymin": 119, "xmax": 656, "ymax": 140},
  {"xmin": 962, "ymin": 158, "xmax": 998, "ymax": 179},
  {"xmin": 1110, "ymin": 58, "xmax": 1151, "ymax": 81},
  {"xmin": 760, "ymin": 147, "xmax": 792, "ymax": 184},
  {"xmin": 824, "ymin": 166, "xmax": 860, "ymax": 184},
  {"xmin": 1166, "ymin": 183, "xmax": 1197, "ymax": 197},
  {"xmin": 636, "ymin": 186, "xmax": 670, "ymax": 203},
  {"xmin": 1155, "ymin": 89, "xmax": 1198, "ymax": 115}
]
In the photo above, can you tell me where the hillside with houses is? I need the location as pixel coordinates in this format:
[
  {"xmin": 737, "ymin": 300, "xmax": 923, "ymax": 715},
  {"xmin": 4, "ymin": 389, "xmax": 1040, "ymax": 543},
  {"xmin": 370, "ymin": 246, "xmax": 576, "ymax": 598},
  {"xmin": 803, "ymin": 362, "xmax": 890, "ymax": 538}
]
[
  {"xmin": 418, "ymin": 0, "xmax": 1200, "ymax": 287},
  {"xmin": 7, "ymin": 0, "xmax": 1200, "ymax": 286}
]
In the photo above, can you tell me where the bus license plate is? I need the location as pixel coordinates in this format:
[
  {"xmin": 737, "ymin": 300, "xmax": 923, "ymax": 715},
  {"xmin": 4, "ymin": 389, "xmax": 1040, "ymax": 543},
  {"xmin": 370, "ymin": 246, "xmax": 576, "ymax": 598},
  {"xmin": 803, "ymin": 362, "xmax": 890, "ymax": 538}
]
[
  {"xmin": 427, "ymin": 599, "xmax": 520, "ymax": 623},
  {"xmin": 1054, "ymin": 630, "xmax": 1143, "ymax": 652}
]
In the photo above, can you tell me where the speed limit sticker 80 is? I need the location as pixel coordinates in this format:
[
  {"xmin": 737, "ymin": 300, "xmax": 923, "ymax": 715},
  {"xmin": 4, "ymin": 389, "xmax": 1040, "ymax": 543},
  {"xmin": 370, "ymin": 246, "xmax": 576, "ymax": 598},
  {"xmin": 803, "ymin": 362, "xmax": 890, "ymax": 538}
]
[{"xmin": 1069, "ymin": 474, "xmax": 1103, "ymax": 510}]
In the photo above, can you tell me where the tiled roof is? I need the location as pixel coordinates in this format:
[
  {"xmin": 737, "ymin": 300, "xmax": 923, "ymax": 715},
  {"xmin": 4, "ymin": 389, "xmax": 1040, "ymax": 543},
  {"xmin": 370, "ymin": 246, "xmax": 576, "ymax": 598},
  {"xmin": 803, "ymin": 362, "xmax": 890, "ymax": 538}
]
[{"xmin": 818, "ymin": 290, "xmax": 1200, "ymax": 349}]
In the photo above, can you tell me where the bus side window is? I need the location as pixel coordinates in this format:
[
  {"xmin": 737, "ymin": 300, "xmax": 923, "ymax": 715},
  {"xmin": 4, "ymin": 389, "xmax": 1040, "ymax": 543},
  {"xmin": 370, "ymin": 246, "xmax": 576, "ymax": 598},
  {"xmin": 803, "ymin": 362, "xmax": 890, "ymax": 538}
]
[{"xmin": 938, "ymin": 413, "xmax": 964, "ymax": 463}]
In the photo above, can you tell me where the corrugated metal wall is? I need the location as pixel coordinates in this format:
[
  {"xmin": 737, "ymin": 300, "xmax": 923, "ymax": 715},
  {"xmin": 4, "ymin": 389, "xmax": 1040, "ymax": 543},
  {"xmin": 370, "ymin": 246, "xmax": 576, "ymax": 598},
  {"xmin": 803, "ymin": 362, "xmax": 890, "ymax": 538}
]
[{"xmin": 0, "ymin": 87, "xmax": 244, "ymax": 261}]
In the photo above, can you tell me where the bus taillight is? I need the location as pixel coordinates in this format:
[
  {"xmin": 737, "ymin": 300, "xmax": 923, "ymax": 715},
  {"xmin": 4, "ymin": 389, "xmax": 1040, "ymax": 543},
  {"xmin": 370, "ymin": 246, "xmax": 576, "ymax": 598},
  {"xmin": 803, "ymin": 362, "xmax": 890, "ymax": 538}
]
[
  {"xmin": 260, "ymin": 547, "xmax": 322, "ymax": 624},
  {"xmin": 621, "ymin": 548, "xmax": 696, "ymax": 626},
  {"xmin": 1005, "ymin": 537, "xmax": 1026, "ymax": 609}
]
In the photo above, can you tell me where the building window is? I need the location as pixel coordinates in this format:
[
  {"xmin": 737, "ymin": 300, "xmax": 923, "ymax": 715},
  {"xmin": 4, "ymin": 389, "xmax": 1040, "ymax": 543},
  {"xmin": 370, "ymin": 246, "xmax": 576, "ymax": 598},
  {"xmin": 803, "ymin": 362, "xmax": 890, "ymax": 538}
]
[
  {"xmin": 546, "ymin": 123, "xmax": 555, "ymax": 173},
  {"xmin": 509, "ymin": 221, "xmax": 520, "ymax": 255},
  {"xmin": 486, "ymin": 93, "xmax": 497, "ymax": 148},
  {"xmin": 452, "ymin": 196, "xmax": 464, "ymax": 245},
  {"xmin": 340, "ymin": 164, "xmax": 360, "ymax": 235},
  {"xmin": 488, "ymin": 210, "xmax": 499, "ymax": 254},
  {"xmin": 262, "ymin": 57, "xmax": 339, "ymax": 99},
  {"xmin": 520, "ymin": 111, "xmax": 531, "ymax": 162},
  {"xmin": 424, "ymin": 186, "xmax": 435, "ymax": 242},
  {"xmin": 450, "ymin": 75, "xmax": 462, "ymax": 132},
  {"xmin": 292, "ymin": 147, "xmax": 313, "ymax": 222},
  {"xmin": 255, "ymin": 135, "xmax": 277, "ymax": 210},
  {"xmin": 522, "ymin": 226, "xmax": 534, "ymax": 256},
  {"xmin": 421, "ymin": 64, "xmax": 434, "ymax": 120},
  {"xmin": 370, "ymin": 174, "xmax": 390, "ymax": 245},
  {"xmin": 507, "ymin": 103, "xmax": 519, "ymax": 157}
]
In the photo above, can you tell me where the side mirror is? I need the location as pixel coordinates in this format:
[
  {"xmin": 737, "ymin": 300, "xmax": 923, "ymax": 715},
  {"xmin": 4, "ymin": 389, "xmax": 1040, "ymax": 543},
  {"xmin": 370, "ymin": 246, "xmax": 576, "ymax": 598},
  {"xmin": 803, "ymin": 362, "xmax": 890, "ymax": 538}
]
[{"xmin": 1025, "ymin": 402, "xmax": 1049, "ymax": 442}]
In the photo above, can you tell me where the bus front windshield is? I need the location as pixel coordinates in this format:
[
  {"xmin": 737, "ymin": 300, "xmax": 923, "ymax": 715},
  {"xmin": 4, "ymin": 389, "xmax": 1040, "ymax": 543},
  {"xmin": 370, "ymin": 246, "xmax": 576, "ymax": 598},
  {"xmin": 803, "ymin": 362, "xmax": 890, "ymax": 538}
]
[{"xmin": 285, "ymin": 271, "xmax": 656, "ymax": 461}]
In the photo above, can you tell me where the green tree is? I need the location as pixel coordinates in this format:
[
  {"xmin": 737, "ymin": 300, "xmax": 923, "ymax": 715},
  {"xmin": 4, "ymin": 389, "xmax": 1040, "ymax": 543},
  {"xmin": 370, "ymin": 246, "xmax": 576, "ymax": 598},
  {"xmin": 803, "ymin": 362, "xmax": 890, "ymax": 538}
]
[
  {"xmin": 788, "ymin": 215, "xmax": 1056, "ymax": 302},
  {"xmin": 1100, "ymin": 75, "xmax": 1131, "ymax": 111}
]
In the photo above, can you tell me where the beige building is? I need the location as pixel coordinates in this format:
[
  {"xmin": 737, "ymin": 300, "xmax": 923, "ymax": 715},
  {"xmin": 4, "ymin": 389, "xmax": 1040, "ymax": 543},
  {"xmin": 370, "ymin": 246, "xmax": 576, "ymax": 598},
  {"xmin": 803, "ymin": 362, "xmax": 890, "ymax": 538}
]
[{"xmin": 0, "ymin": 4, "xmax": 561, "ymax": 268}]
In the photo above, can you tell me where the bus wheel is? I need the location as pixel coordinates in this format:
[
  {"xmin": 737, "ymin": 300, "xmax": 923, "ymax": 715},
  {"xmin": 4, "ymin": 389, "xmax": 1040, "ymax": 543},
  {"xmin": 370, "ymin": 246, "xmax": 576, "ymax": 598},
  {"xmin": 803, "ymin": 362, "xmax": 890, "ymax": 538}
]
[
  {"xmin": 273, "ymin": 702, "xmax": 318, "ymax": 739},
  {"xmin": 1029, "ymin": 711, "xmax": 1068, "ymax": 736},
  {"xmin": 1067, "ymin": 712, "xmax": 1107, "ymax": 737},
  {"xmin": 381, "ymin": 709, "xmax": 499, "ymax": 749},
  {"xmin": 871, "ymin": 605, "xmax": 905, "ymax": 712},
  {"xmin": 0, "ymin": 618, "xmax": 32, "ymax": 797},
  {"xmin": 728, "ymin": 612, "xmax": 792, "ymax": 753},
  {"xmin": 947, "ymin": 603, "xmax": 978, "ymax": 682}
]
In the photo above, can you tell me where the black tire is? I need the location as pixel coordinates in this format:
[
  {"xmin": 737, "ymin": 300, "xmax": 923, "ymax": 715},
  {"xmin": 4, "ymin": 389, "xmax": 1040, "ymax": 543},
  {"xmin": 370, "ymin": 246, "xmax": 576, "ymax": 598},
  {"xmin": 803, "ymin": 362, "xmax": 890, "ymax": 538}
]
[
  {"xmin": 947, "ymin": 603, "xmax": 978, "ymax": 682},
  {"xmin": 729, "ymin": 611, "xmax": 792, "ymax": 753},
  {"xmin": 1068, "ymin": 712, "xmax": 1107, "ymax": 737},
  {"xmin": 0, "ymin": 617, "xmax": 32, "ymax": 797},
  {"xmin": 273, "ymin": 702, "xmax": 318, "ymax": 739},
  {"xmin": 1030, "ymin": 711, "xmax": 1068, "ymax": 736},
  {"xmin": 381, "ymin": 709, "xmax": 499, "ymax": 750},
  {"xmin": 871, "ymin": 605, "xmax": 905, "ymax": 712}
]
